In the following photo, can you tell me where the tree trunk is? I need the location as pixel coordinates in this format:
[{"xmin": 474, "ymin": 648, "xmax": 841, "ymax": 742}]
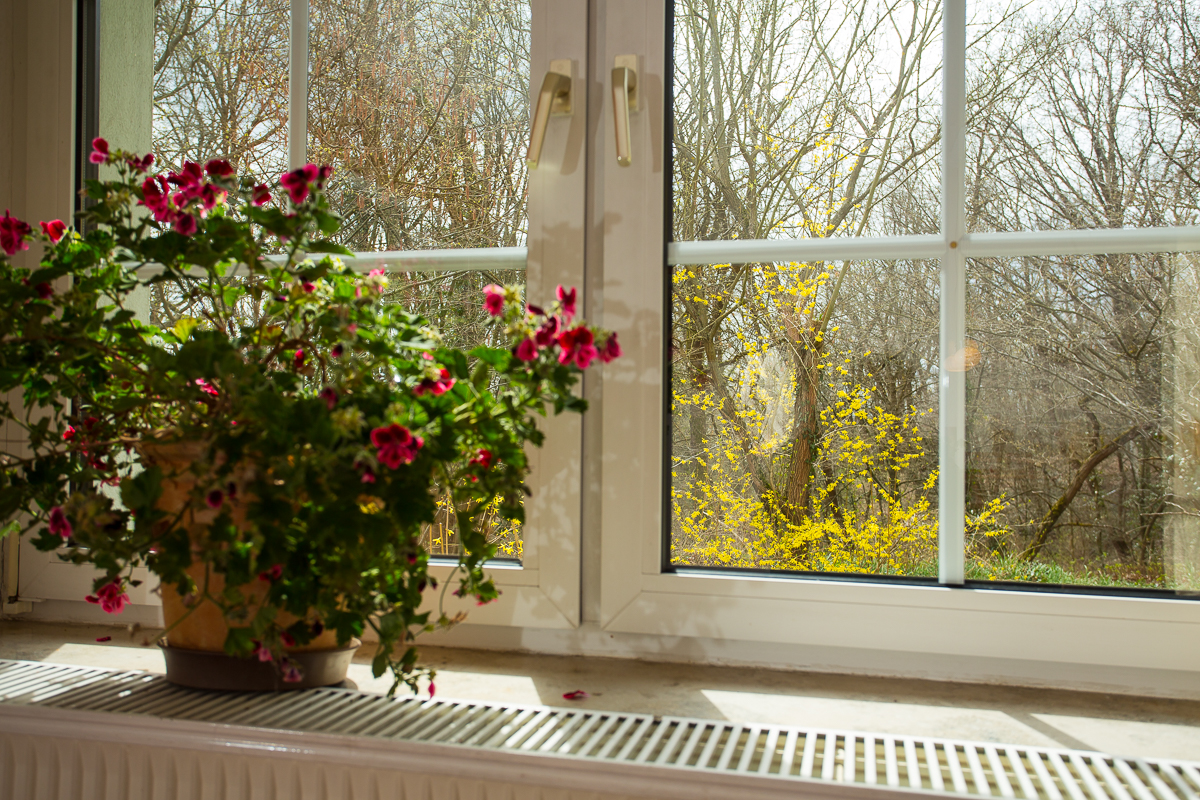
[{"xmin": 1023, "ymin": 423, "xmax": 1148, "ymax": 561}]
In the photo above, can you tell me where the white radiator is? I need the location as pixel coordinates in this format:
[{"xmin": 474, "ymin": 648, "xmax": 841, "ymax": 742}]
[{"xmin": 1, "ymin": 660, "xmax": 1198, "ymax": 800}]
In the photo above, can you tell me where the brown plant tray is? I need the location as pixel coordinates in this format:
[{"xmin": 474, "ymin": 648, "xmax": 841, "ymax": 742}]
[{"xmin": 160, "ymin": 639, "xmax": 361, "ymax": 692}]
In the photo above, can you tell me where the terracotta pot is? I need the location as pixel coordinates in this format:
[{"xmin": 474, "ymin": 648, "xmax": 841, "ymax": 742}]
[{"xmin": 140, "ymin": 440, "xmax": 347, "ymax": 688}]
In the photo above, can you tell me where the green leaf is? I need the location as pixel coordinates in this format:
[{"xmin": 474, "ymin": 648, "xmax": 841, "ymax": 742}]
[
  {"xmin": 469, "ymin": 346, "xmax": 511, "ymax": 371},
  {"xmin": 305, "ymin": 240, "xmax": 354, "ymax": 256},
  {"xmin": 173, "ymin": 317, "xmax": 199, "ymax": 342},
  {"xmin": 372, "ymin": 649, "xmax": 389, "ymax": 678}
]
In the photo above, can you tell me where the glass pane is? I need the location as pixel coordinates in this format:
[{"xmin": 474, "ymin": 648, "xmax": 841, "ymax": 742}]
[
  {"xmin": 670, "ymin": 259, "xmax": 940, "ymax": 577},
  {"xmin": 966, "ymin": 252, "xmax": 1200, "ymax": 591},
  {"xmin": 309, "ymin": 0, "xmax": 530, "ymax": 252},
  {"xmin": 308, "ymin": 0, "xmax": 532, "ymax": 559},
  {"xmin": 153, "ymin": 0, "xmax": 290, "ymax": 176},
  {"xmin": 966, "ymin": 0, "xmax": 1200, "ymax": 232},
  {"xmin": 673, "ymin": 0, "xmax": 943, "ymax": 243}
]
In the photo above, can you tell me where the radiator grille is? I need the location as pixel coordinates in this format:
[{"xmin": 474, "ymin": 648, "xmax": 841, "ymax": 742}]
[{"xmin": 2, "ymin": 659, "xmax": 1198, "ymax": 799}]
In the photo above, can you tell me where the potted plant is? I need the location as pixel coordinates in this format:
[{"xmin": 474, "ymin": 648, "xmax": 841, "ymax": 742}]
[{"xmin": 0, "ymin": 138, "xmax": 619, "ymax": 694}]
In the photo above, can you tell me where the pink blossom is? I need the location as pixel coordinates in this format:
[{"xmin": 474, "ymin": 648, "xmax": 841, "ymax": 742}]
[
  {"xmin": 173, "ymin": 214, "xmax": 197, "ymax": 236},
  {"xmin": 359, "ymin": 467, "xmax": 376, "ymax": 484},
  {"xmin": 168, "ymin": 161, "xmax": 203, "ymax": 189},
  {"xmin": 369, "ymin": 268, "xmax": 385, "ymax": 277},
  {"xmin": 514, "ymin": 338, "xmax": 538, "ymax": 361},
  {"xmin": 413, "ymin": 368, "xmax": 454, "ymax": 397},
  {"xmin": 280, "ymin": 631, "xmax": 296, "ymax": 648},
  {"xmin": 331, "ymin": 343, "xmax": 344, "ymax": 358},
  {"xmin": 280, "ymin": 164, "xmax": 319, "ymax": 203},
  {"xmin": 252, "ymin": 640, "xmax": 274, "ymax": 663},
  {"xmin": 85, "ymin": 581, "xmax": 129, "ymax": 614},
  {"xmin": 204, "ymin": 159, "xmax": 234, "ymax": 178},
  {"xmin": 534, "ymin": 316, "xmax": 559, "ymax": 348},
  {"xmin": 258, "ymin": 563, "xmax": 283, "ymax": 582},
  {"xmin": 556, "ymin": 326, "xmax": 597, "ymax": 368},
  {"xmin": 125, "ymin": 152, "xmax": 155, "ymax": 173},
  {"xmin": 318, "ymin": 387, "xmax": 338, "ymax": 410},
  {"xmin": 250, "ymin": 183, "xmax": 272, "ymax": 206},
  {"xmin": 194, "ymin": 378, "xmax": 219, "ymax": 397},
  {"xmin": 600, "ymin": 331, "xmax": 622, "ymax": 363},
  {"xmin": 370, "ymin": 423, "xmax": 424, "ymax": 469},
  {"xmin": 302, "ymin": 281, "xmax": 315, "ymax": 293},
  {"xmin": 556, "ymin": 285, "xmax": 577, "ymax": 319},
  {"xmin": 34, "ymin": 282, "xmax": 53, "ymax": 300},
  {"xmin": 282, "ymin": 662, "xmax": 303, "ymax": 682},
  {"xmin": 140, "ymin": 176, "xmax": 173, "ymax": 222},
  {"xmin": 469, "ymin": 448, "xmax": 493, "ymax": 470},
  {"xmin": 48, "ymin": 506, "xmax": 72, "ymax": 540},
  {"xmin": 1, "ymin": 210, "xmax": 32, "ymax": 256},
  {"xmin": 293, "ymin": 348, "xmax": 306, "ymax": 370},
  {"xmin": 429, "ymin": 682, "xmax": 436, "ymax": 698},
  {"xmin": 483, "ymin": 284, "xmax": 506, "ymax": 316},
  {"xmin": 89, "ymin": 137, "xmax": 109, "ymax": 165},
  {"xmin": 62, "ymin": 425, "xmax": 76, "ymax": 441},
  {"xmin": 39, "ymin": 219, "xmax": 67, "ymax": 243},
  {"xmin": 205, "ymin": 489, "xmax": 224, "ymax": 509}
]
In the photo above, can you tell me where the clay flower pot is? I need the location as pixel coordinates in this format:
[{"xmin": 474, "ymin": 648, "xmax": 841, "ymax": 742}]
[{"xmin": 142, "ymin": 440, "xmax": 355, "ymax": 690}]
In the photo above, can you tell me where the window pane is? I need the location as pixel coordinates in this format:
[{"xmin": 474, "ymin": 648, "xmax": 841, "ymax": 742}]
[
  {"xmin": 966, "ymin": 0, "xmax": 1200, "ymax": 232},
  {"xmin": 309, "ymin": 0, "xmax": 530, "ymax": 252},
  {"xmin": 670, "ymin": 259, "xmax": 940, "ymax": 577},
  {"xmin": 153, "ymin": 0, "xmax": 290, "ymax": 176},
  {"xmin": 673, "ymin": 0, "xmax": 943, "ymax": 243},
  {"xmin": 965, "ymin": 252, "xmax": 1200, "ymax": 591}
]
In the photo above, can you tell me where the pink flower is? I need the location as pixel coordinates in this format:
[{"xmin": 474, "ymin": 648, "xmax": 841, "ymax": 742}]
[
  {"xmin": 359, "ymin": 467, "xmax": 376, "ymax": 484},
  {"xmin": 369, "ymin": 268, "xmax": 385, "ymax": 277},
  {"xmin": 194, "ymin": 378, "xmax": 219, "ymax": 397},
  {"xmin": 302, "ymin": 281, "xmax": 315, "ymax": 293},
  {"xmin": 280, "ymin": 164, "xmax": 319, "ymax": 204},
  {"xmin": 85, "ymin": 581, "xmax": 129, "ymax": 614},
  {"xmin": 140, "ymin": 176, "xmax": 173, "ymax": 222},
  {"xmin": 205, "ymin": 489, "xmax": 224, "ymax": 509},
  {"xmin": 48, "ymin": 506, "xmax": 72, "ymax": 540},
  {"xmin": 1, "ymin": 210, "xmax": 32, "ymax": 256},
  {"xmin": 370, "ymin": 423, "xmax": 424, "ymax": 469},
  {"xmin": 557, "ymin": 326, "xmax": 597, "ymax": 368},
  {"xmin": 429, "ymin": 682, "xmax": 436, "ymax": 698},
  {"xmin": 514, "ymin": 338, "xmax": 538, "ymax": 361},
  {"xmin": 282, "ymin": 662, "xmax": 303, "ymax": 682},
  {"xmin": 293, "ymin": 348, "xmax": 306, "ymax": 370},
  {"xmin": 39, "ymin": 219, "xmax": 67, "ymax": 243},
  {"xmin": 34, "ymin": 282, "xmax": 54, "ymax": 300},
  {"xmin": 258, "ymin": 563, "xmax": 283, "ymax": 582},
  {"xmin": 556, "ymin": 285, "xmax": 577, "ymax": 319},
  {"xmin": 413, "ymin": 368, "xmax": 454, "ymax": 397},
  {"xmin": 469, "ymin": 448, "xmax": 493, "ymax": 470},
  {"xmin": 204, "ymin": 159, "xmax": 234, "ymax": 178},
  {"xmin": 534, "ymin": 316, "xmax": 559, "ymax": 347},
  {"xmin": 331, "ymin": 343, "xmax": 344, "ymax": 358},
  {"xmin": 173, "ymin": 214, "xmax": 197, "ymax": 236},
  {"xmin": 600, "ymin": 331, "xmax": 622, "ymax": 363},
  {"xmin": 250, "ymin": 183, "xmax": 272, "ymax": 206},
  {"xmin": 125, "ymin": 152, "xmax": 155, "ymax": 173},
  {"xmin": 280, "ymin": 631, "xmax": 296, "ymax": 648},
  {"xmin": 483, "ymin": 284, "xmax": 506, "ymax": 316},
  {"xmin": 62, "ymin": 425, "xmax": 76, "ymax": 441},
  {"xmin": 252, "ymin": 640, "xmax": 274, "ymax": 663},
  {"xmin": 318, "ymin": 387, "xmax": 338, "ymax": 410},
  {"xmin": 88, "ymin": 137, "xmax": 109, "ymax": 165},
  {"xmin": 168, "ymin": 161, "xmax": 203, "ymax": 189}
]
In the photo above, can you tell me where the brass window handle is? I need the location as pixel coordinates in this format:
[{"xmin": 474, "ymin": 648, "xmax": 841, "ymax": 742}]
[
  {"xmin": 526, "ymin": 60, "xmax": 573, "ymax": 169},
  {"xmin": 611, "ymin": 55, "xmax": 638, "ymax": 167}
]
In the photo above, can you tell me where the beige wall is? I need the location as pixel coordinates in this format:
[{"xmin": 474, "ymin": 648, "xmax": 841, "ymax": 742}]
[
  {"xmin": 0, "ymin": 0, "xmax": 75, "ymax": 615},
  {"xmin": 98, "ymin": 0, "xmax": 154, "ymax": 168}
]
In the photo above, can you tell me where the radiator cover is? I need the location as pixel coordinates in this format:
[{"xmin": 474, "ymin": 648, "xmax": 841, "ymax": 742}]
[{"xmin": 1, "ymin": 660, "xmax": 1197, "ymax": 800}]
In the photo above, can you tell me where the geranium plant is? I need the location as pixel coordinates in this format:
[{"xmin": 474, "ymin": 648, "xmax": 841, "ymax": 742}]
[{"xmin": 0, "ymin": 139, "xmax": 619, "ymax": 694}]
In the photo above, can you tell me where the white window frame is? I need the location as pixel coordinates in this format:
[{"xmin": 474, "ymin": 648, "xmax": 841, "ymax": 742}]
[
  {"xmin": 284, "ymin": 0, "xmax": 594, "ymax": 631},
  {"xmin": 595, "ymin": 0, "xmax": 1200, "ymax": 689}
]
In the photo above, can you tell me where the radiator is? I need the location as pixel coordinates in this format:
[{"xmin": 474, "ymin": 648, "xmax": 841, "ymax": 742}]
[{"xmin": 1, "ymin": 660, "xmax": 1197, "ymax": 800}]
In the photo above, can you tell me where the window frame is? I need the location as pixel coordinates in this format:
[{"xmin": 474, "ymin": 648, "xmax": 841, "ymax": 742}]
[{"xmin": 592, "ymin": 0, "xmax": 1200, "ymax": 683}]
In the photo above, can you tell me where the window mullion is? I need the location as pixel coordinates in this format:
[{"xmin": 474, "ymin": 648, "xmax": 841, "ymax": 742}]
[
  {"xmin": 939, "ymin": 0, "xmax": 967, "ymax": 586},
  {"xmin": 289, "ymin": 0, "xmax": 309, "ymax": 170}
]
